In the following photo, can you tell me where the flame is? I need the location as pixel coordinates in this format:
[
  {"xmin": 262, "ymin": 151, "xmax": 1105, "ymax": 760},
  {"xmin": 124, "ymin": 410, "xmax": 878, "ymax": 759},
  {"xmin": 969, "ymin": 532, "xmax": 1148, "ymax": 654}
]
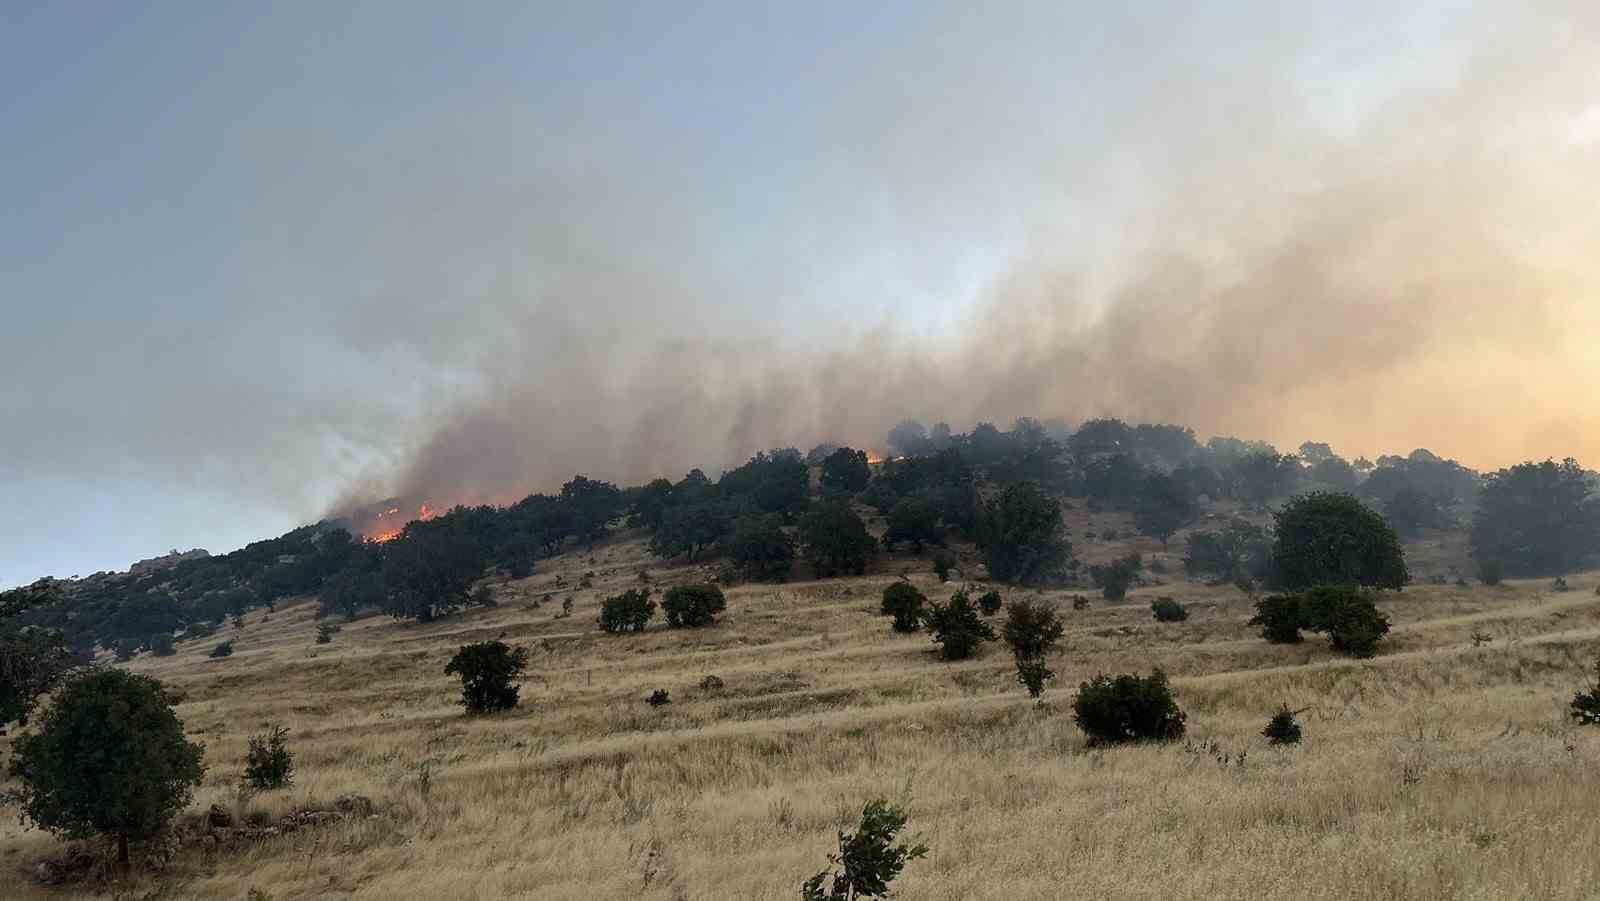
[{"xmin": 361, "ymin": 502, "xmax": 439, "ymax": 543}]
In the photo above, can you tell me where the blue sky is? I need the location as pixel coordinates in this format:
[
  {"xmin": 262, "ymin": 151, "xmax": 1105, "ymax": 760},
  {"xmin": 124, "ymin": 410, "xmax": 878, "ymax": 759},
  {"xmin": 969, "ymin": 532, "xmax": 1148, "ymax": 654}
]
[{"xmin": 5, "ymin": 2, "xmax": 1599, "ymax": 586}]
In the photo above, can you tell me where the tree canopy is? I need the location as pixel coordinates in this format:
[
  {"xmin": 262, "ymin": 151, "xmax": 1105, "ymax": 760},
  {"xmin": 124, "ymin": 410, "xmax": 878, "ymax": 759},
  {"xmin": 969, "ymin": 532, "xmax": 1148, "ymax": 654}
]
[
  {"xmin": 1272, "ymin": 493, "xmax": 1409, "ymax": 591},
  {"xmin": 7, "ymin": 669, "xmax": 205, "ymax": 864},
  {"xmin": 1470, "ymin": 458, "xmax": 1600, "ymax": 577},
  {"xmin": 975, "ymin": 482, "xmax": 1070, "ymax": 585}
]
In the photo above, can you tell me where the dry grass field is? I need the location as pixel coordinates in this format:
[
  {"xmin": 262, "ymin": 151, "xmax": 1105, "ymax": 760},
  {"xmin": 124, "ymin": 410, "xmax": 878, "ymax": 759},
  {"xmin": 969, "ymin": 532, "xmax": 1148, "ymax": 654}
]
[{"xmin": 7, "ymin": 516, "xmax": 1600, "ymax": 900}]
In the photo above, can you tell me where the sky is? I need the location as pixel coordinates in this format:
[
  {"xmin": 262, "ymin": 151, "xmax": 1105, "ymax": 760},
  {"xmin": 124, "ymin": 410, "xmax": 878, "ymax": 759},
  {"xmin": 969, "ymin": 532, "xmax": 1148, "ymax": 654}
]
[{"xmin": 4, "ymin": 2, "xmax": 1600, "ymax": 586}]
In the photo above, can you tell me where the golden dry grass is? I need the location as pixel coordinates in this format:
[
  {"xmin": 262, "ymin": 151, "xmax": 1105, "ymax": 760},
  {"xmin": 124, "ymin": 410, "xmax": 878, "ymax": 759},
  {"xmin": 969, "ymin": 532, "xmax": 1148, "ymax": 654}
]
[{"xmin": 5, "ymin": 528, "xmax": 1600, "ymax": 900}]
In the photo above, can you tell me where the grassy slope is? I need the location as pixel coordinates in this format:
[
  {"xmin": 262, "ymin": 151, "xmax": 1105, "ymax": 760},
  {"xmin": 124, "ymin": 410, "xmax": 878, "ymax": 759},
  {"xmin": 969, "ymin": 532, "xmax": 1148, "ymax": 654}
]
[{"xmin": 5, "ymin": 517, "xmax": 1600, "ymax": 900}]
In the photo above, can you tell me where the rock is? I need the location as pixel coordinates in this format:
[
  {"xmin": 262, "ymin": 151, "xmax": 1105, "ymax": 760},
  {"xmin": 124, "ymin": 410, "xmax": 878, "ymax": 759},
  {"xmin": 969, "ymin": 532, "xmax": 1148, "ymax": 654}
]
[{"xmin": 207, "ymin": 804, "xmax": 232, "ymax": 828}]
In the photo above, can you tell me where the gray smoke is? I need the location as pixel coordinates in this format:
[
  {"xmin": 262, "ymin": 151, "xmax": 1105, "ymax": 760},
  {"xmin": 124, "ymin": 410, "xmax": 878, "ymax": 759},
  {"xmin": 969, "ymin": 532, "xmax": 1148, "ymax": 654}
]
[{"xmin": 354, "ymin": 4, "xmax": 1600, "ymax": 512}]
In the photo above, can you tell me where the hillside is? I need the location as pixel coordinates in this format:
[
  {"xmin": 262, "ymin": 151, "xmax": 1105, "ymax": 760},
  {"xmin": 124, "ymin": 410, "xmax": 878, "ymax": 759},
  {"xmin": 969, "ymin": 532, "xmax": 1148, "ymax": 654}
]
[{"xmin": 8, "ymin": 523, "xmax": 1600, "ymax": 899}]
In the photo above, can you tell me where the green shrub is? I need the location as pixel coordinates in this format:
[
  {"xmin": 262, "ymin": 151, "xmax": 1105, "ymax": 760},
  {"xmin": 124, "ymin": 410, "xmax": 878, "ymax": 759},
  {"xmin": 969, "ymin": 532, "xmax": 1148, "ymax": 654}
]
[
  {"xmin": 1003, "ymin": 599, "xmax": 1065, "ymax": 699},
  {"xmin": 880, "ymin": 583, "xmax": 928, "ymax": 633},
  {"xmin": 801, "ymin": 800, "xmax": 928, "ymax": 901},
  {"xmin": 932, "ymin": 553, "xmax": 954, "ymax": 582},
  {"xmin": 1248, "ymin": 594, "xmax": 1305, "ymax": 643},
  {"xmin": 1071, "ymin": 594, "xmax": 1090, "ymax": 610},
  {"xmin": 243, "ymin": 724, "xmax": 295, "ymax": 790},
  {"xmin": 1071, "ymin": 670, "xmax": 1186, "ymax": 745},
  {"xmin": 315, "ymin": 623, "xmax": 340, "ymax": 644},
  {"xmin": 1570, "ymin": 658, "xmax": 1600, "ymax": 726},
  {"xmin": 444, "ymin": 640, "xmax": 529, "ymax": 713},
  {"xmin": 1150, "ymin": 598, "xmax": 1188, "ymax": 622},
  {"xmin": 597, "ymin": 589, "xmax": 656, "ymax": 634},
  {"xmin": 113, "ymin": 638, "xmax": 139, "ymax": 662},
  {"xmin": 924, "ymin": 589, "xmax": 997, "ymax": 661},
  {"xmin": 1089, "ymin": 553, "xmax": 1141, "ymax": 601},
  {"xmin": 662, "ymin": 584, "xmax": 726, "ymax": 628},
  {"xmin": 146, "ymin": 633, "xmax": 176, "ymax": 657},
  {"xmin": 646, "ymin": 688, "xmax": 671, "ymax": 707},
  {"xmin": 976, "ymin": 590, "xmax": 1003, "ymax": 617},
  {"xmin": 209, "ymin": 640, "xmax": 234, "ymax": 659},
  {"xmin": 1262, "ymin": 705, "xmax": 1303, "ymax": 745},
  {"xmin": 1304, "ymin": 585, "xmax": 1391, "ymax": 658}
]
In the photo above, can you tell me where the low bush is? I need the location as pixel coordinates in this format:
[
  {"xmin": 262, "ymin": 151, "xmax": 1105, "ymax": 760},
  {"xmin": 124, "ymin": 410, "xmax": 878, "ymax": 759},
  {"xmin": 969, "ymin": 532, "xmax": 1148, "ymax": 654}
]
[
  {"xmin": 598, "ymin": 589, "xmax": 656, "ymax": 633},
  {"xmin": 976, "ymin": 590, "xmax": 1003, "ymax": 617},
  {"xmin": 1262, "ymin": 705, "xmax": 1303, "ymax": 745},
  {"xmin": 801, "ymin": 799, "xmax": 928, "ymax": 901},
  {"xmin": 1248, "ymin": 594, "xmax": 1305, "ymax": 643},
  {"xmin": 243, "ymin": 724, "xmax": 295, "ymax": 790},
  {"xmin": 1072, "ymin": 670, "xmax": 1186, "ymax": 745},
  {"xmin": 209, "ymin": 640, "xmax": 234, "ymax": 659},
  {"xmin": 1150, "ymin": 598, "xmax": 1188, "ymax": 622},
  {"xmin": 880, "ymin": 583, "xmax": 928, "ymax": 633},
  {"xmin": 662, "ymin": 584, "xmax": 726, "ymax": 628},
  {"xmin": 1251, "ymin": 586, "xmax": 1390, "ymax": 657},
  {"xmin": 1089, "ymin": 554, "xmax": 1142, "ymax": 601},
  {"xmin": 647, "ymin": 688, "xmax": 671, "ymax": 707},
  {"xmin": 924, "ymin": 589, "xmax": 997, "ymax": 661},
  {"xmin": 932, "ymin": 553, "xmax": 954, "ymax": 582},
  {"xmin": 147, "ymin": 633, "xmax": 176, "ymax": 657},
  {"xmin": 315, "ymin": 623, "xmax": 340, "ymax": 644},
  {"xmin": 1303, "ymin": 585, "xmax": 1391, "ymax": 658},
  {"xmin": 1003, "ymin": 599, "xmax": 1065, "ymax": 699},
  {"xmin": 1571, "ymin": 658, "xmax": 1600, "ymax": 726}
]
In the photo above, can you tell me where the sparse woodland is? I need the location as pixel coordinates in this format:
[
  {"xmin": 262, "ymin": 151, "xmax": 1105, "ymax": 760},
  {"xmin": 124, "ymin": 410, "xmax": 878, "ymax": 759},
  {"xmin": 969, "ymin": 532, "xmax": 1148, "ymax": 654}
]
[{"xmin": 4, "ymin": 418, "xmax": 1600, "ymax": 899}]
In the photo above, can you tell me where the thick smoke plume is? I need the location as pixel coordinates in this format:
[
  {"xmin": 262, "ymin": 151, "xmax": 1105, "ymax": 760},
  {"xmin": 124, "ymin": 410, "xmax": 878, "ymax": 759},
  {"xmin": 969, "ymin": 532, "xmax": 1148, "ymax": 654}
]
[{"xmin": 348, "ymin": 5, "xmax": 1600, "ymax": 515}]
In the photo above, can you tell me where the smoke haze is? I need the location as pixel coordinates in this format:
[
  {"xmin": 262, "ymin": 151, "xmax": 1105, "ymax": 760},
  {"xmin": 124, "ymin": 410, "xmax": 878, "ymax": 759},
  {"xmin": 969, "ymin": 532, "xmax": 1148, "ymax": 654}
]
[{"xmin": 4, "ymin": 3, "xmax": 1600, "ymax": 581}]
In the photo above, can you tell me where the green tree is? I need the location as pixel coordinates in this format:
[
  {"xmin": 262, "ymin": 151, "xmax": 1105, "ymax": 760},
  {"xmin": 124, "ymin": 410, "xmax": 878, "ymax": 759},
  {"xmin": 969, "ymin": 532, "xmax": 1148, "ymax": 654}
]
[
  {"xmin": 6, "ymin": 669, "xmax": 205, "ymax": 865},
  {"xmin": 380, "ymin": 520, "xmax": 489, "ymax": 623},
  {"xmin": 798, "ymin": 501, "xmax": 877, "ymax": 578},
  {"xmin": 1, "ymin": 580, "xmax": 72, "ymax": 735},
  {"xmin": 881, "ymin": 497, "xmax": 943, "ymax": 554},
  {"xmin": 924, "ymin": 589, "xmax": 997, "ymax": 661},
  {"xmin": 319, "ymin": 565, "xmax": 384, "ymax": 620},
  {"xmin": 1183, "ymin": 518, "xmax": 1271, "ymax": 582},
  {"xmin": 444, "ymin": 640, "xmax": 529, "ymax": 713},
  {"xmin": 1003, "ymin": 599, "xmax": 1065, "ymax": 698},
  {"xmin": 723, "ymin": 514, "xmax": 795, "ymax": 582},
  {"xmin": 650, "ymin": 501, "xmax": 736, "ymax": 561},
  {"xmin": 662, "ymin": 584, "xmax": 727, "ymax": 628},
  {"xmin": 597, "ymin": 589, "xmax": 656, "ymax": 633},
  {"xmin": 1231, "ymin": 451, "xmax": 1302, "ymax": 507},
  {"xmin": 560, "ymin": 475, "xmax": 625, "ymax": 549},
  {"xmin": 1272, "ymin": 493, "xmax": 1409, "ymax": 591},
  {"xmin": 880, "ymin": 582, "xmax": 928, "ymax": 633},
  {"xmin": 1471, "ymin": 459, "xmax": 1600, "ymax": 578},
  {"xmin": 821, "ymin": 447, "xmax": 872, "ymax": 494},
  {"xmin": 801, "ymin": 799, "xmax": 928, "ymax": 901},
  {"xmin": 975, "ymin": 482, "xmax": 1070, "ymax": 585},
  {"xmin": 1133, "ymin": 473, "xmax": 1198, "ymax": 546}
]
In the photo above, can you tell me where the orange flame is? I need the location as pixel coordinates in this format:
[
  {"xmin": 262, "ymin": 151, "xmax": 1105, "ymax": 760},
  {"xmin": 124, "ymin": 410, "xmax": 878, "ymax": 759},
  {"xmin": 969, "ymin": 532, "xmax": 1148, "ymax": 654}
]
[{"xmin": 362, "ymin": 503, "xmax": 438, "ymax": 543}]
